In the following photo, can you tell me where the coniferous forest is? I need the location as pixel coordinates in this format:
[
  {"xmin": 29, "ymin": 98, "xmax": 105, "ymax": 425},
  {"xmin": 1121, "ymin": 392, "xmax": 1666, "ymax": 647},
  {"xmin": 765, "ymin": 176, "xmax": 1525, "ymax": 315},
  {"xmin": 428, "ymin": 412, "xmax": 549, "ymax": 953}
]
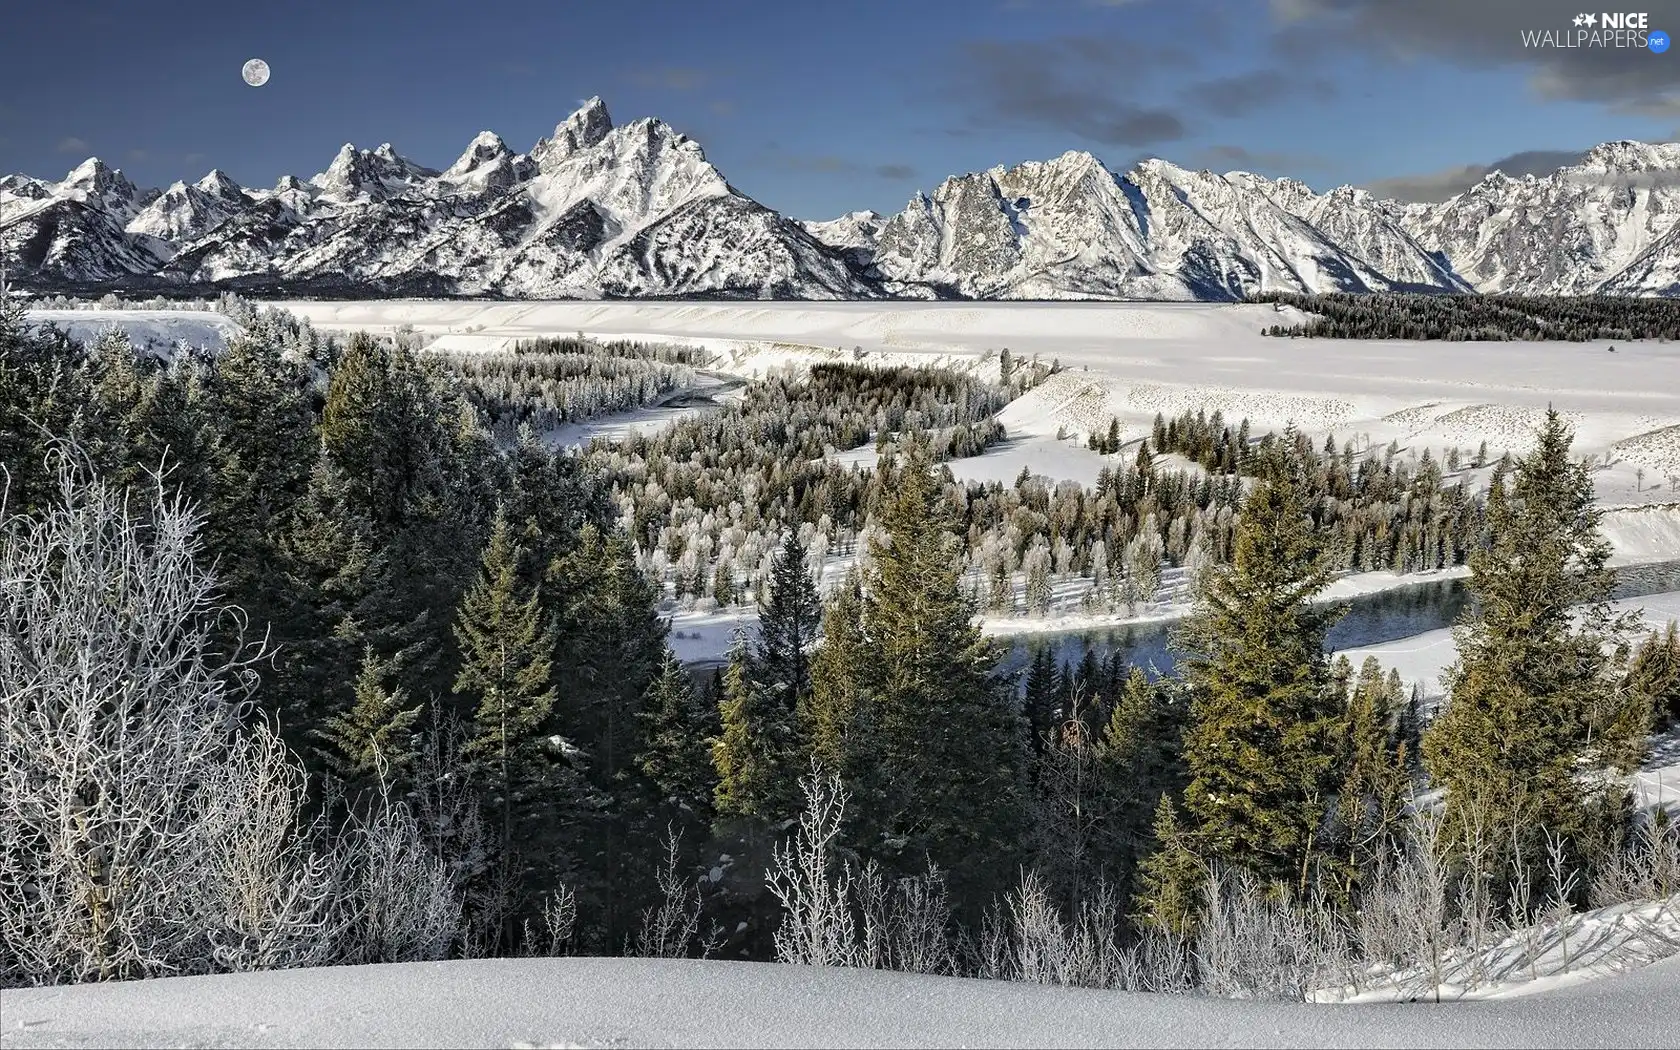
[
  {"xmin": 3, "ymin": 299, "xmax": 1678, "ymax": 998},
  {"xmin": 1253, "ymin": 292, "xmax": 1680, "ymax": 341}
]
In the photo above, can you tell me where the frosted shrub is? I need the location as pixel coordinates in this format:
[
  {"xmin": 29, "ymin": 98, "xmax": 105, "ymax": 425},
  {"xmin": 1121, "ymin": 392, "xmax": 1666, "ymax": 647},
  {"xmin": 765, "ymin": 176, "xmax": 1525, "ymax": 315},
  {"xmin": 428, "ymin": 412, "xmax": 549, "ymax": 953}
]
[
  {"xmin": 767, "ymin": 766, "xmax": 857, "ymax": 967},
  {"xmin": 0, "ymin": 458, "xmax": 462, "ymax": 986},
  {"xmin": 633, "ymin": 827, "xmax": 719, "ymax": 960},
  {"xmin": 852, "ymin": 861, "xmax": 954, "ymax": 975},
  {"xmin": 330, "ymin": 789, "xmax": 463, "ymax": 966},
  {"xmin": 1591, "ymin": 816, "xmax": 1680, "ymax": 908},
  {"xmin": 1194, "ymin": 869, "xmax": 1350, "ymax": 1001},
  {"xmin": 0, "ymin": 460, "xmax": 328, "ymax": 984}
]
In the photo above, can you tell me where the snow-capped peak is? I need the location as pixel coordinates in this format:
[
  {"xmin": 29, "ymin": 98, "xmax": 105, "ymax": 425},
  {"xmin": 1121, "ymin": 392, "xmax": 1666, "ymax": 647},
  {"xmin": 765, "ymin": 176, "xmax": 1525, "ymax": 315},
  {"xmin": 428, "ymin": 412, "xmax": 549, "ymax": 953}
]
[
  {"xmin": 446, "ymin": 131, "xmax": 512, "ymax": 175},
  {"xmin": 531, "ymin": 97, "xmax": 614, "ymax": 169},
  {"xmin": 1579, "ymin": 140, "xmax": 1680, "ymax": 172},
  {"xmin": 801, "ymin": 211, "xmax": 886, "ymax": 254},
  {"xmin": 310, "ymin": 143, "xmax": 435, "ymax": 200},
  {"xmin": 194, "ymin": 169, "xmax": 244, "ymax": 198},
  {"xmin": 60, "ymin": 157, "xmax": 138, "ymax": 200}
]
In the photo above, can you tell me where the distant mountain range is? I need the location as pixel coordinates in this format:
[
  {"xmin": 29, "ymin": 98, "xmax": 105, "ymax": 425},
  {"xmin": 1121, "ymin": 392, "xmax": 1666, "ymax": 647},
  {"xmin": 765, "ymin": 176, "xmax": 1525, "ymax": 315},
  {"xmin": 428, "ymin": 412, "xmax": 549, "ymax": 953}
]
[{"xmin": 3, "ymin": 97, "xmax": 1676, "ymax": 300}]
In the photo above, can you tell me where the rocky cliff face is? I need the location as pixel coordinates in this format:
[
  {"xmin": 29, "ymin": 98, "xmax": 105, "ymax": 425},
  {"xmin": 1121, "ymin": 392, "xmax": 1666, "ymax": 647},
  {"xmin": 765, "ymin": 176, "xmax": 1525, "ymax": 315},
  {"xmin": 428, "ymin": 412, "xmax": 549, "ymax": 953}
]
[{"xmin": 3, "ymin": 101, "xmax": 1674, "ymax": 300}]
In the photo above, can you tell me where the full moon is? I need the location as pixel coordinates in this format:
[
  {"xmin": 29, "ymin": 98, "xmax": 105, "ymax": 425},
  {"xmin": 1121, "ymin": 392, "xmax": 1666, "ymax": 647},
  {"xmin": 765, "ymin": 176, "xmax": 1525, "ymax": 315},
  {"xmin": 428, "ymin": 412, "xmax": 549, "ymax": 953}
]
[{"xmin": 241, "ymin": 58, "xmax": 270, "ymax": 87}]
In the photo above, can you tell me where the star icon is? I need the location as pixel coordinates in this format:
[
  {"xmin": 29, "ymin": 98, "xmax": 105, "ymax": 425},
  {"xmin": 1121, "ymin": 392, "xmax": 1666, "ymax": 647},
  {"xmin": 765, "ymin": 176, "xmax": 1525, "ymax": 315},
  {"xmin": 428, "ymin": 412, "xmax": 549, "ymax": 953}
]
[
  {"xmin": 1574, "ymin": 13, "xmax": 1586, "ymax": 25},
  {"xmin": 1584, "ymin": 12, "xmax": 1598, "ymax": 26}
]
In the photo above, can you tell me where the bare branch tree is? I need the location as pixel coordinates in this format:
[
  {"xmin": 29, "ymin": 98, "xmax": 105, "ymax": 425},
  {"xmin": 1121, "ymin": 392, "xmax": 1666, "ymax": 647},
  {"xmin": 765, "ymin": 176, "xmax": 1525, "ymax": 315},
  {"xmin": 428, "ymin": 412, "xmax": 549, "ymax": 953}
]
[{"xmin": 767, "ymin": 764, "xmax": 857, "ymax": 968}]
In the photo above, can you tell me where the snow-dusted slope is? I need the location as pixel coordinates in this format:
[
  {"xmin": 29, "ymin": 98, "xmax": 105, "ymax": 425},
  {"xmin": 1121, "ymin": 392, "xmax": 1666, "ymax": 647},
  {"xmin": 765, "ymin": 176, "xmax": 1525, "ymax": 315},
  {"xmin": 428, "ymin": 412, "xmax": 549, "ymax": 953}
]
[
  {"xmin": 4, "ymin": 113, "xmax": 1679, "ymax": 299},
  {"xmin": 2, "ymin": 99, "xmax": 874, "ymax": 300},
  {"xmin": 1402, "ymin": 142, "xmax": 1680, "ymax": 295},
  {"xmin": 3, "ymin": 954, "xmax": 1678, "ymax": 1050},
  {"xmin": 26, "ymin": 309, "xmax": 245, "ymax": 357}
]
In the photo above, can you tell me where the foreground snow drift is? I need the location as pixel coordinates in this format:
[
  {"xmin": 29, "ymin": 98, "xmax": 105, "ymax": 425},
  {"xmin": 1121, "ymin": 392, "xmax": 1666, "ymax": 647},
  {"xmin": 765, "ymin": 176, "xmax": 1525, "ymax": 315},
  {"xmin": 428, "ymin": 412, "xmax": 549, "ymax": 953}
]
[{"xmin": 3, "ymin": 954, "xmax": 1678, "ymax": 1050}]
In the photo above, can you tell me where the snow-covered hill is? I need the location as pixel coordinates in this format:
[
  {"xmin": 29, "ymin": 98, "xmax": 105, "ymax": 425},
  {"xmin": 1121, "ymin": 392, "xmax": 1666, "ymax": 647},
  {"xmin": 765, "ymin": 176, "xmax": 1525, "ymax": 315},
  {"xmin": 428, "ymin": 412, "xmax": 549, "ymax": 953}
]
[
  {"xmin": 3, "ymin": 952, "xmax": 1678, "ymax": 1050},
  {"xmin": 3, "ymin": 103, "xmax": 1677, "ymax": 300}
]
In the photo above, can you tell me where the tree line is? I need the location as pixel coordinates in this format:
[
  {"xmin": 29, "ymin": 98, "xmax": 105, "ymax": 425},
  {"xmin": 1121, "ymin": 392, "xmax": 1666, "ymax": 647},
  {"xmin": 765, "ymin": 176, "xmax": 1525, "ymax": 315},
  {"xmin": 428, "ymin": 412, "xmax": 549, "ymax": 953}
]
[
  {"xmin": 438, "ymin": 336, "xmax": 706, "ymax": 444},
  {"xmin": 1252, "ymin": 291, "xmax": 1680, "ymax": 341}
]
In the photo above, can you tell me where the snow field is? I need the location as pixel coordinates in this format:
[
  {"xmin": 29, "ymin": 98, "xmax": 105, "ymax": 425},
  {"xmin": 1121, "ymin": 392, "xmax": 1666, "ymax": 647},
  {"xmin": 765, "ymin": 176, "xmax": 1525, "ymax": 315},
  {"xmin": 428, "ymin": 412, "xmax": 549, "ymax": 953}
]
[
  {"xmin": 25, "ymin": 309, "xmax": 245, "ymax": 357},
  {"xmin": 5, "ymin": 951, "xmax": 1680, "ymax": 1050},
  {"xmin": 279, "ymin": 299, "xmax": 1680, "ymax": 509}
]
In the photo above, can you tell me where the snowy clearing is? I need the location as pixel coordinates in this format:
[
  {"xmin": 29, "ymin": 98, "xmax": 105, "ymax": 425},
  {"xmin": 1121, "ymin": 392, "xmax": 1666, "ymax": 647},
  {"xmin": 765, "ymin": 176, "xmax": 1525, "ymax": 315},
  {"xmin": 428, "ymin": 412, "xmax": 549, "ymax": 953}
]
[
  {"xmin": 277, "ymin": 300, "xmax": 1680, "ymax": 503},
  {"xmin": 25, "ymin": 309, "xmax": 244, "ymax": 357},
  {"xmin": 4, "ymin": 951, "xmax": 1679, "ymax": 1050}
]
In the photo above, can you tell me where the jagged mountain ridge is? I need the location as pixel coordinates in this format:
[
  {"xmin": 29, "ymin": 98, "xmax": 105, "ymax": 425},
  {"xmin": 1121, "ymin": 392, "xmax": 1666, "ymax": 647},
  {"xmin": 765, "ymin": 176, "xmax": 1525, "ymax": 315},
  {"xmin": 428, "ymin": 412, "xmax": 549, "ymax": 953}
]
[{"xmin": 2, "ymin": 99, "xmax": 1675, "ymax": 299}]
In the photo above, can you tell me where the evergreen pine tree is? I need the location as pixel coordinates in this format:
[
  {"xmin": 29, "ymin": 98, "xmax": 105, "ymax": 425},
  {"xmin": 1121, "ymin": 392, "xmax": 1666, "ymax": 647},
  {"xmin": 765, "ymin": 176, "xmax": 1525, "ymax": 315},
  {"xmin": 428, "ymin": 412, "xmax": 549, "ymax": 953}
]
[
  {"xmin": 0, "ymin": 303, "xmax": 96, "ymax": 513},
  {"xmin": 1423, "ymin": 410, "xmax": 1640, "ymax": 867},
  {"xmin": 1022, "ymin": 647, "xmax": 1061, "ymax": 756},
  {"xmin": 802, "ymin": 571, "xmax": 867, "ymax": 776},
  {"xmin": 1134, "ymin": 797, "xmax": 1203, "ymax": 935},
  {"xmin": 546, "ymin": 521, "xmax": 669, "ymax": 950},
  {"xmin": 638, "ymin": 648, "xmax": 718, "ymax": 818},
  {"xmin": 454, "ymin": 509, "xmax": 563, "ymax": 941},
  {"xmin": 845, "ymin": 448, "xmax": 1030, "ymax": 896},
  {"xmin": 1173, "ymin": 446, "xmax": 1343, "ymax": 891},
  {"xmin": 756, "ymin": 531, "xmax": 823, "ymax": 704},
  {"xmin": 1031, "ymin": 683, "xmax": 1130, "ymax": 908},
  {"xmin": 711, "ymin": 632, "xmax": 796, "ymax": 820},
  {"xmin": 312, "ymin": 645, "xmax": 424, "ymax": 797}
]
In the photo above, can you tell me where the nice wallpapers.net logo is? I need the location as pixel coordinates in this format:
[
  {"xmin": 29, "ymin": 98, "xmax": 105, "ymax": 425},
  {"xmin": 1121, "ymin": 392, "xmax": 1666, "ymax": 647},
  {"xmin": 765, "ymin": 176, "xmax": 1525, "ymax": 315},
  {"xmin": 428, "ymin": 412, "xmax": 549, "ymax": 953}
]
[{"xmin": 1519, "ymin": 11, "xmax": 1670, "ymax": 51}]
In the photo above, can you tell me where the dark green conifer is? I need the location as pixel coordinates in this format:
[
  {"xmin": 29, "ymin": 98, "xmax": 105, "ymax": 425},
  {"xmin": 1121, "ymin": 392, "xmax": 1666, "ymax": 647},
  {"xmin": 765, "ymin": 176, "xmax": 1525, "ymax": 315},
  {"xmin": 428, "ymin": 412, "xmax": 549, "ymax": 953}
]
[
  {"xmin": 1174, "ymin": 446, "xmax": 1343, "ymax": 891},
  {"xmin": 1423, "ymin": 410, "xmax": 1639, "ymax": 866}
]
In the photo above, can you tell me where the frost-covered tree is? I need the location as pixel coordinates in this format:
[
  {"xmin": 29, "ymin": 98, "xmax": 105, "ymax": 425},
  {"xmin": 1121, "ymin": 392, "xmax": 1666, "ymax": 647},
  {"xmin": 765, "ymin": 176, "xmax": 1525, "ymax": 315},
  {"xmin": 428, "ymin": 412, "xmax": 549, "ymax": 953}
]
[{"xmin": 0, "ymin": 459, "xmax": 452, "ymax": 985}]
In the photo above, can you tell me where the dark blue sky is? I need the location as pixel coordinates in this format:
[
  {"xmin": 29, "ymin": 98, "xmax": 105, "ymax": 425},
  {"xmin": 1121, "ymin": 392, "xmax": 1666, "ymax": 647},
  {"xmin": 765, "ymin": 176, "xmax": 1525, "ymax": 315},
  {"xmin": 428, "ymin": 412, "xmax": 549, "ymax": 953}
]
[{"xmin": 3, "ymin": 0, "xmax": 1677, "ymax": 217}]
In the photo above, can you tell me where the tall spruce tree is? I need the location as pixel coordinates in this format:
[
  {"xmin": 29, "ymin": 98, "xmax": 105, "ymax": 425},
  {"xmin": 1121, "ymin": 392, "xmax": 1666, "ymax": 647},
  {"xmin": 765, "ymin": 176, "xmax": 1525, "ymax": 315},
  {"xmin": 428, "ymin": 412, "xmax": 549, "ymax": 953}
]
[
  {"xmin": 638, "ymin": 648, "xmax": 719, "ymax": 820},
  {"xmin": 801, "ymin": 570, "xmax": 867, "ymax": 776},
  {"xmin": 545, "ymin": 522, "xmax": 667, "ymax": 949},
  {"xmin": 454, "ymin": 509, "xmax": 564, "ymax": 940},
  {"xmin": 205, "ymin": 329, "xmax": 315, "ymax": 576},
  {"xmin": 1022, "ymin": 647, "xmax": 1062, "ymax": 758},
  {"xmin": 712, "ymin": 632, "xmax": 797, "ymax": 821},
  {"xmin": 840, "ymin": 447, "xmax": 1030, "ymax": 896},
  {"xmin": 755, "ymin": 530, "xmax": 823, "ymax": 711},
  {"xmin": 1423, "ymin": 410, "xmax": 1640, "ymax": 867},
  {"xmin": 1171, "ymin": 445, "xmax": 1343, "ymax": 892}
]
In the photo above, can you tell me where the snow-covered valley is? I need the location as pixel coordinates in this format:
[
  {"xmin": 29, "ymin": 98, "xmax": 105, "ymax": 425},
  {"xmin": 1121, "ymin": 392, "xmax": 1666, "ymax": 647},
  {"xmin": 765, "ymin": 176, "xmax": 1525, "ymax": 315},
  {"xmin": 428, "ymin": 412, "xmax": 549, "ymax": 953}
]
[
  {"xmin": 41, "ymin": 298, "xmax": 1679, "ymax": 669},
  {"xmin": 278, "ymin": 298, "xmax": 1680, "ymax": 498}
]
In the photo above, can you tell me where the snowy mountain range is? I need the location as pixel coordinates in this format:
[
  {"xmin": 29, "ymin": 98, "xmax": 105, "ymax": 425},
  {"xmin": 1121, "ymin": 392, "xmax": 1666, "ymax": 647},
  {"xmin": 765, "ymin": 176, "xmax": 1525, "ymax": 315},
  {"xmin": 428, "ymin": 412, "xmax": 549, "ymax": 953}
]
[{"xmin": 3, "ymin": 98, "xmax": 1677, "ymax": 300}]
